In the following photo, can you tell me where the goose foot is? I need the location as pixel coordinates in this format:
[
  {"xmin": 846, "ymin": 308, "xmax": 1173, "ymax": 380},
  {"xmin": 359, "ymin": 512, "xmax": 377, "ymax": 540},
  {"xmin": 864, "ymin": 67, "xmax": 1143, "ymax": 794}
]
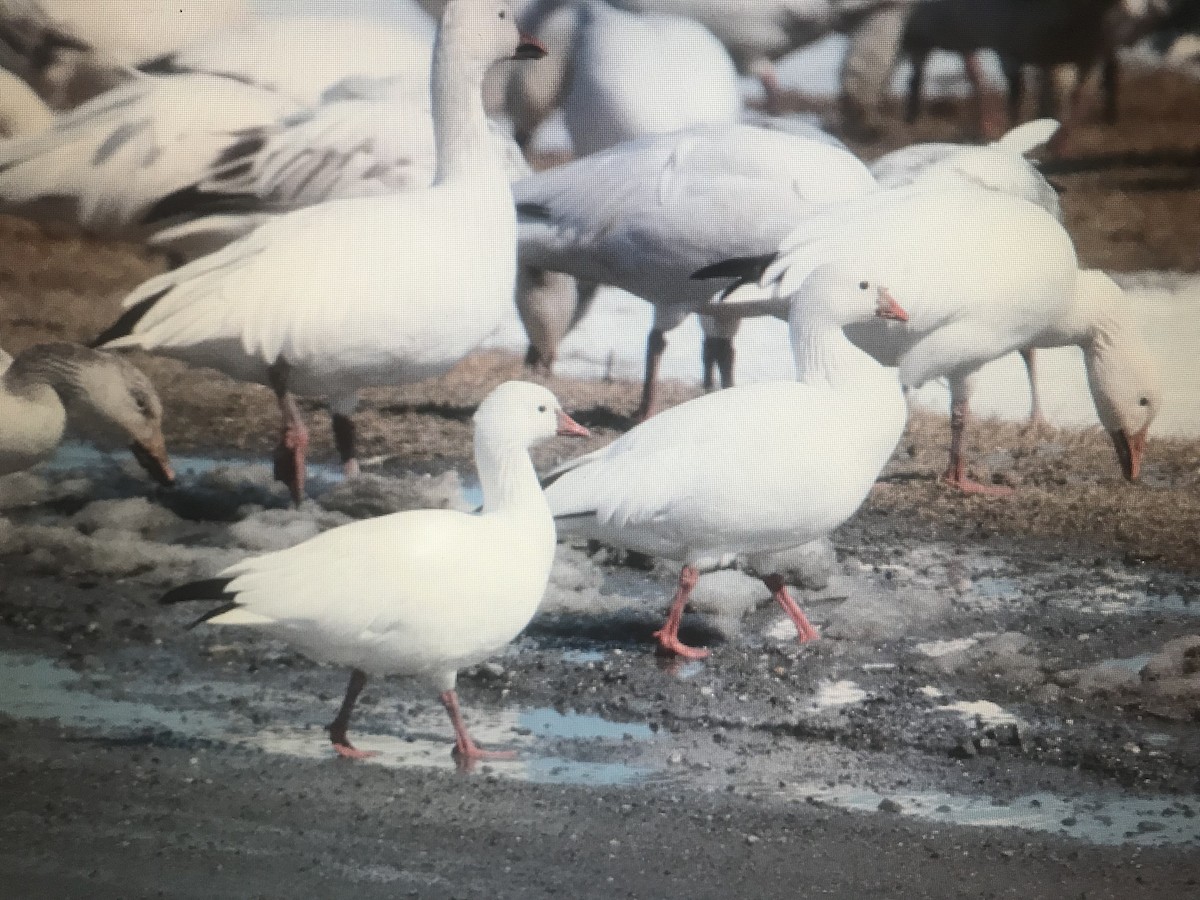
[
  {"xmin": 333, "ymin": 742, "xmax": 380, "ymax": 760},
  {"xmin": 440, "ymin": 689, "xmax": 513, "ymax": 769},
  {"xmin": 652, "ymin": 565, "xmax": 710, "ymax": 658},
  {"xmin": 940, "ymin": 471, "xmax": 1014, "ymax": 497},
  {"xmin": 763, "ymin": 575, "xmax": 819, "ymax": 643},
  {"xmin": 652, "ymin": 632, "xmax": 710, "ymax": 660}
]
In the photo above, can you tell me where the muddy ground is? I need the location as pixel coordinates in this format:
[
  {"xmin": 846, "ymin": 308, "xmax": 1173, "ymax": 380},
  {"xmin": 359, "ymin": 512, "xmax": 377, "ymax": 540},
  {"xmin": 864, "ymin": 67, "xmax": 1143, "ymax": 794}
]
[{"xmin": 2, "ymin": 67, "xmax": 1200, "ymax": 898}]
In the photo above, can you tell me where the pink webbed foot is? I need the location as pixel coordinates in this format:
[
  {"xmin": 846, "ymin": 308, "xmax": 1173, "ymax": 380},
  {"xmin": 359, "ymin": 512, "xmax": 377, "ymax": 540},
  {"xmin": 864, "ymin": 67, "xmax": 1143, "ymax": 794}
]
[
  {"xmin": 651, "ymin": 629, "xmax": 711, "ymax": 660},
  {"xmin": 940, "ymin": 470, "xmax": 1015, "ymax": 497},
  {"xmin": 333, "ymin": 742, "xmax": 380, "ymax": 760}
]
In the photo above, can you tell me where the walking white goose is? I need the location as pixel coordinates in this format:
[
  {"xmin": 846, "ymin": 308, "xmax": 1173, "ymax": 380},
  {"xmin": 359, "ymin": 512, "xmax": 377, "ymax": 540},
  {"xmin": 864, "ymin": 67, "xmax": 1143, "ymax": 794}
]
[
  {"xmin": 544, "ymin": 262, "xmax": 909, "ymax": 658},
  {"xmin": 162, "ymin": 382, "xmax": 588, "ymax": 761},
  {"xmin": 0, "ymin": 342, "xmax": 174, "ymax": 484},
  {"xmin": 701, "ymin": 186, "xmax": 1089, "ymax": 495},
  {"xmin": 514, "ymin": 122, "xmax": 877, "ymax": 418},
  {"xmin": 94, "ymin": 0, "xmax": 547, "ymax": 505}
]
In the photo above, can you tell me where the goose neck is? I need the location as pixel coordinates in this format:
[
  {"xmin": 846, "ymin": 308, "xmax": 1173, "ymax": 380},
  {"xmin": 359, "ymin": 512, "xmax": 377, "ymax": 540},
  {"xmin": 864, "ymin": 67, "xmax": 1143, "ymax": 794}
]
[
  {"xmin": 2, "ymin": 345, "xmax": 85, "ymax": 403},
  {"xmin": 790, "ymin": 320, "xmax": 888, "ymax": 391},
  {"xmin": 475, "ymin": 440, "xmax": 549, "ymax": 518},
  {"xmin": 430, "ymin": 35, "xmax": 502, "ymax": 185}
]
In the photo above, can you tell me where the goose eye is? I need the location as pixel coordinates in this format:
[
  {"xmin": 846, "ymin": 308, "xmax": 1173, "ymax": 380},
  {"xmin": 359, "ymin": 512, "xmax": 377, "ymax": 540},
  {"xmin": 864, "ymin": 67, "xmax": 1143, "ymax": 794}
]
[
  {"xmin": 538, "ymin": 404, "xmax": 547, "ymax": 413},
  {"xmin": 499, "ymin": 9, "xmax": 507, "ymax": 18},
  {"xmin": 858, "ymin": 281, "xmax": 870, "ymax": 290},
  {"xmin": 1139, "ymin": 397, "xmax": 1150, "ymax": 407}
]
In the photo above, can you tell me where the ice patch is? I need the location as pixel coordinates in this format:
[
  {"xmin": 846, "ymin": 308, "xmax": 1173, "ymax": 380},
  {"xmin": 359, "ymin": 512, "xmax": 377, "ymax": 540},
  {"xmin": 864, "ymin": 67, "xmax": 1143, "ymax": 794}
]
[
  {"xmin": 916, "ymin": 638, "xmax": 979, "ymax": 658},
  {"xmin": 810, "ymin": 680, "xmax": 867, "ymax": 711},
  {"xmin": 939, "ymin": 700, "xmax": 1023, "ymax": 728}
]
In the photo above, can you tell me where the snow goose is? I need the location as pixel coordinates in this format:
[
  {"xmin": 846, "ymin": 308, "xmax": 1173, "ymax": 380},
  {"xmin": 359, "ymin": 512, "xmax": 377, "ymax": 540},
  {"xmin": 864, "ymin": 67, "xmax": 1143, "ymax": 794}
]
[
  {"xmin": 0, "ymin": 342, "xmax": 174, "ymax": 484},
  {"xmin": 513, "ymin": 121, "xmax": 877, "ymax": 417},
  {"xmin": 93, "ymin": 0, "xmax": 548, "ymax": 505},
  {"xmin": 544, "ymin": 262, "xmax": 909, "ymax": 658},
  {"xmin": 161, "ymin": 381, "xmax": 589, "ymax": 762},
  {"xmin": 0, "ymin": 73, "xmax": 299, "ymax": 239},
  {"xmin": 702, "ymin": 186, "xmax": 1082, "ymax": 495},
  {"xmin": 562, "ymin": 1, "xmax": 741, "ymax": 156}
]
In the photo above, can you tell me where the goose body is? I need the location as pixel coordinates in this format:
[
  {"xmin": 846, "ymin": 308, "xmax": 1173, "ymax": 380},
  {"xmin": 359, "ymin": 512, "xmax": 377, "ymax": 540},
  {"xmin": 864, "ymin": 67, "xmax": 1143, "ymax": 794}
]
[
  {"xmin": 514, "ymin": 122, "xmax": 877, "ymax": 416},
  {"xmin": 163, "ymin": 381, "xmax": 589, "ymax": 761},
  {"xmin": 545, "ymin": 262, "xmax": 909, "ymax": 657},
  {"xmin": 0, "ymin": 342, "xmax": 173, "ymax": 483},
  {"xmin": 96, "ymin": 0, "xmax": 549, "ymax": 504},
  {"xmin": 562, "ymin": 1, "xmax": 742, "ymax": 156}
]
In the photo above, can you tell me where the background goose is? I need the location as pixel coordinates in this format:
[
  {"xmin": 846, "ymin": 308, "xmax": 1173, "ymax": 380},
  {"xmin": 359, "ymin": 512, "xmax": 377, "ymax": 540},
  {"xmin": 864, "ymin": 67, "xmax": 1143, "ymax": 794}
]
[
  {"xmin": 0, "ymin": 341, "xmax": 173, "ymax": 484},
  {"xmin": 513, "ymin": 122, "xmax": 877, "ymax": 418},
  {"xmin": 161, "ymin": 381, "xmax": 589, "ymax": 762},
  {"xmin": 94, "ymin": 0, "xmax": 548, "ymax": 505},
  {"xmin": 544, "ymin": 262, "xmax": 909, "ymax": 658},
  {"xmin": 0, "ymin": 73, "xmax": 299, "ymax": 240},
  {"xmin": 705, "ymin": 186, "xmax": 1082, "ymax": 495}
]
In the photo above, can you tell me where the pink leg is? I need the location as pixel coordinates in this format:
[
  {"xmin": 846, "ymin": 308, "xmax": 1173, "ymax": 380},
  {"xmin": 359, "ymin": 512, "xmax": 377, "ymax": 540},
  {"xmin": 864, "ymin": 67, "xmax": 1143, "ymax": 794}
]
[
  {"xmin": 940, "ymin": 391, "xmax": 1013, "ymax": 497},
  {"xmin": 633, "ymin": 328, "xmax": 667, "ymax": 422},
  {"xmin": 759, "ymin": 66, "xmax": 785, "ymax": 115},
  {"xmin": 439, "ymin": 689, "xmax": 515, "ymax": 765},
  {"xmin": 268, "ymin": 361, "xmax": 309, "ymax": 505},
  {"xmin": 329, "ymin": 668, "xmax": 379, "ymax": 760},
  {"xmin": 652, "ymin": 566, "xmax": 709, "ymax": 659},
  {"xmin": 762, "ymin": 574, "xmax": 819, "ymax": 643}
]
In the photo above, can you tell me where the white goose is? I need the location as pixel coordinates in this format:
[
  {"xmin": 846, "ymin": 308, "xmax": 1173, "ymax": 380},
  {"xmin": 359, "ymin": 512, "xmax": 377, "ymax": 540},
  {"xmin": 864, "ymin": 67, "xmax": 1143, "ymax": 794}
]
[
  {"xmin": 544, "ymin": 262, "xmax": 908, "ymax": 658},
  {"xmin": 703, "ymin": 186, "xmax": 1091, "ymax": 495},
  {"xmin": 561, "ymin": 1, "xmax": 742, "ymax": 156},
  {"xmin": 0, "ymin": 73, "xmax": 299, "ymax": 240},
  {"xmin": 513, "ymin": 121, "xmax": 877, "ymax": 417},
  {"xmin": 162, "ymin": 381, "xmax": 589, "ymax": 762},
  {"xmin": 0, "ymin": 342, "xmax": 174, "ymax": 484},
  {"xmin": 94, "ymin": 0, "xmax": 547, "ymax": 505},
  {"xmin": 0, "ymin": 68, "xmax": 53, "ymax": 137}
]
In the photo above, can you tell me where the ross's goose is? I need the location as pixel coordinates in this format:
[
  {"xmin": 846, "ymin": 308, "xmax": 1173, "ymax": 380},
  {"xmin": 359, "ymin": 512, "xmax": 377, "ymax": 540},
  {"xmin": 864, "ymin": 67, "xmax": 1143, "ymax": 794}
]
[
  {"xmin": 0, "ymin": 74, "xmax": 299, "ymax": 240},
  {"xmin": 701, "ymin": 186, "xmax": 1091, "ymax": 495},
  {"xmin": 0, "ymin": 342, "xmax": 174, "ymax": 484},
  {"xmin": 161, "ymin": 381, "xmax": 589, "ymax": 762},
  {"xmin": 513, "ymin": 122, "xmax": 877, "ymax": 417},
  {"xmin": 94, "ymin": 0, "xmax": 548, "ymax": 505},
  {"xmin": 543, "ymin": 262, "xmax": 909, "ymax": 658},
  {"xmin": 561, "ymin": 1, "xmax": 742, "ymax": 156}
]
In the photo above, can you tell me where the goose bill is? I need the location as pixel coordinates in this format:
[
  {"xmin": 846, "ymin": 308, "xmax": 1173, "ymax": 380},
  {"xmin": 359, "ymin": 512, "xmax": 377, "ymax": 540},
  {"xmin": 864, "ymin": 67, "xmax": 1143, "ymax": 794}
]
[
  {"xmin": 513, "ymin": 34, "xmax": 547, "ymax": 60},
  {"xmin": 875, "ymin": 287, "xmax": 908, "ymax": 322},
  {"xmin": 131, "ymin": 436, "xmax": 176, "ymax": 486},
  {"xmin": 556, "ymin": 410, "xmax": 590, "ymax": 438},
  {"xmin": 1110, "ymin": 426, "xmax": 1148, "ymax": 481}
]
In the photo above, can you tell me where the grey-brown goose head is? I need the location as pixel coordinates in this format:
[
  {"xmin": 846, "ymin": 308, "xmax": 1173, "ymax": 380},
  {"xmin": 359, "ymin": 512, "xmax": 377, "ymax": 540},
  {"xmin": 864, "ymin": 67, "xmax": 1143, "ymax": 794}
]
[{"xmin": 7, "ymin": 343, "xmax": 175, "ymax": 485}]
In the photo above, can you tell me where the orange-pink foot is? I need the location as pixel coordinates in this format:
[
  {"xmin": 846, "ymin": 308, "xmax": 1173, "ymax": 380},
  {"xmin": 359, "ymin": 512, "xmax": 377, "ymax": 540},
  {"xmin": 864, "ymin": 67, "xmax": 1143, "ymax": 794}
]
[
  {"xmin": 940, "ymin": 472, "xmax": 1014, "ymax": 497},
  {"xmin": 333, "ymin": 742, "xmax": 380, "ymax": 760},
  {"xmin": 653, "ymin": 630, "xmax": 710, "ymax": 660}
]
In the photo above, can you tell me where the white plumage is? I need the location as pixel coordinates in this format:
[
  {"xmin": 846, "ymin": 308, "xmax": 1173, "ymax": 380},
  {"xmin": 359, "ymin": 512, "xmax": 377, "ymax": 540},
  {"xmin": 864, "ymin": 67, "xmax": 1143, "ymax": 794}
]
[
  {"xmin": 96, "ymin": 0, "xmax": 549, "ymax": 504},
  {"xmin": 164, "ymin": 381, "xmax": 590, "ymax": 761}
]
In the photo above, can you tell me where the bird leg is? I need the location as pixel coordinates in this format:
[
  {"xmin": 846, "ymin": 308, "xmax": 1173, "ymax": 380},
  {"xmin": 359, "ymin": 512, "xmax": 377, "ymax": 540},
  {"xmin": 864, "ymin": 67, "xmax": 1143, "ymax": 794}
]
[
  {"xmin": 701, "ymin": 336, "xmax": 735, "ymax": 393},
  {"xmin": 1019, "ymin": 347, "xmax": 1049, "ymax": 432},
  {"xmin": 652, "ymin": 565, "xmax": 709, "ymax": 659},
  {"xmin": 633, "ymin": 327, "xmax": 668, "ymax": 422},
  {"xmin": 268, "ymin": 360, "xmax": 309, "ymax": 505},
  {"xmin": 329, "ymin": 668, "xmax": 379, "ymax": 760},
  {"xmin": 332, "ymin": 413, "xmax": 359, "ymax": 477},
  {"xmin": 762, "ymin": 574, "xmax": 819, "ymax": 643},
  {"xmin": 439, "ymin": 689, "xmax": 515, "ymax": 766},
  {"xmin": 940, "ymin": 388, "xmax": 1013, "ymax": 497},
  {"xmin": 965, "ymin": 53, "xmax": 1006, "ymax": 140}
]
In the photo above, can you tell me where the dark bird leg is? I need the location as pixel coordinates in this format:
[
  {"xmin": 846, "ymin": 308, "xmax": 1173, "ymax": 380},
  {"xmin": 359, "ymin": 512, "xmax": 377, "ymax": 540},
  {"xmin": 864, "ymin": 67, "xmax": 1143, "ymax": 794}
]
[
  {"xmin": 267, "ymin": 359, "xmax": 309, "ymax": 505},
  {"xmin": 329, "ymin": 668, "xmax": 379, "ymax": 760},
  {"xmin": 633, "ymin": 327, "xmax": 668, "ymax": 422}
]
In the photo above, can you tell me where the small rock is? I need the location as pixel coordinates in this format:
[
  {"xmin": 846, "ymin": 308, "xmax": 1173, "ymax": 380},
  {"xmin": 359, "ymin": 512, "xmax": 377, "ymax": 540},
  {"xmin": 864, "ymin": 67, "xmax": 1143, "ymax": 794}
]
[{"xmin": 877, "ymin": 798, "xmax": 903, "ymax": 814}]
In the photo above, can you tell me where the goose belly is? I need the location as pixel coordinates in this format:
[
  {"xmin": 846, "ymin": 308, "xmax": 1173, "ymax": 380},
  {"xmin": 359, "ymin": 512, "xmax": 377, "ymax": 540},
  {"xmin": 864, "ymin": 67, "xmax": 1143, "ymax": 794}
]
[{"xmin": 0, "ymin": 391, "xmax": 66, "ymax": 476}]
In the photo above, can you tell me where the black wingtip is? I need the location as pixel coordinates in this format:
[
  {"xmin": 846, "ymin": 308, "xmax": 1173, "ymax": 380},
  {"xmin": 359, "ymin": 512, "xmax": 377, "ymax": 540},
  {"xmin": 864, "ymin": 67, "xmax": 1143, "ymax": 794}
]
[
  {"xmin": 90, "ymin": 291, "xmax": 168, "ymax": 348},
  {"xmin": 160, "ymin": 577, "xmax": 236, "ymax": 606},
  {"xmin": 691, "ymin": 253, "xmax": 777, "ymax": 282},
  {"xmin": 516, "ymin": 201, "xmax": 553, "ymax": 222},
  {"xmin": 137, "ymin": 53, "xmax": 179, "ymax": 75},
  {"xmin": 186, "ymin": 601, "xmax": 242, "ymax": 631},
  {"xmin": 553, "ymin": 510, "xmax": 597, "ymax": 522}
]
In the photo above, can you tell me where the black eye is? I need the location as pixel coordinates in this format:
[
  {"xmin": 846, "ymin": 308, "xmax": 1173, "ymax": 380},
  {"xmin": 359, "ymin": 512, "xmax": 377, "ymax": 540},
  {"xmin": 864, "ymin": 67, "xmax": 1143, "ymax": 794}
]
[
  {"xmin": 538, "ymin": 404, "xmax": 547, "ymax": 413},
  {"xmin": 132, "ymin": 392, "xmax": 151, "ymax": 415},
  {"xmin": 1139, "ymin": 397, "xmax": 1150, "ymax": 407},
  {"xmin": 859, "ymin": 281, "xmax": 869, "ymax": 290},
  {"xmin": 499, "ymin": 9, "xmax": 507, "ymax": 18}
]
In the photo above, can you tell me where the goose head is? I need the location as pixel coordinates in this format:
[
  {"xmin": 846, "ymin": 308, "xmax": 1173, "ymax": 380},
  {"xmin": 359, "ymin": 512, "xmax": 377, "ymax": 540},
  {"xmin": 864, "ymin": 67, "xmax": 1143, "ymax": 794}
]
[
  {"xmin": 790, "ymin": 262, "xmax": 910, "ymax": 330},
  {"xmin": 59, "ymin": 348, "xmax": 176, "ymax": 486},
  {"xmin": 438, "ymin": 0, "xmax": 547, "ymax": 74},
  {"xmin": 1077, "ymin": 276, "xmax": 1162, "ymax": 482},
  {"xmin": 473, "ymin": 381, "xmax": 589, "ymax": 453}
]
